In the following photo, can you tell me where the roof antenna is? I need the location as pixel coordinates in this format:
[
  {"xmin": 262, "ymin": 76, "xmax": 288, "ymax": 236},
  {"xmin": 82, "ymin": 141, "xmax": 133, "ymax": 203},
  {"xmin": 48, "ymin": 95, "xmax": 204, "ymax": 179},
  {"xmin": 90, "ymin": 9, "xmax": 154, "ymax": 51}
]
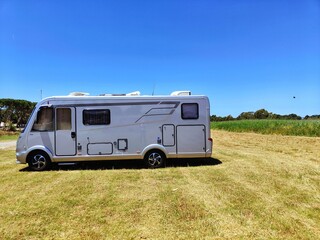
[{"xmin": 152, "ymin": 83, "xmax": 156, "ymax": 96}]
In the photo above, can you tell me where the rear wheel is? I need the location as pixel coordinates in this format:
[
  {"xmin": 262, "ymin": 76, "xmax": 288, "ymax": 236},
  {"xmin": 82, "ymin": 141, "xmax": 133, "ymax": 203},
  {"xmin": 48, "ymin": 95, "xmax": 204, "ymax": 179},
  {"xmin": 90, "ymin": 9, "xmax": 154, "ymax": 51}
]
[
  {"xmin": 144, "ymin": 150, "xmax": 165, "ymax": 168},
  {"xmin": 28, "ymin": 151, "xmax": 51, "ymax": 171}
]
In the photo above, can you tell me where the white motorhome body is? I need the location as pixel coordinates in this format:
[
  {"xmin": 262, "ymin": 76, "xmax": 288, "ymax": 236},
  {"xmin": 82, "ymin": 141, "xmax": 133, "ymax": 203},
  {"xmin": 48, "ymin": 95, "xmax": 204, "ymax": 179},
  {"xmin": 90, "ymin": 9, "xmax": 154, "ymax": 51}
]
[{"xmin": 16, "ymin": 92, "xmax": 212, "ymax": 170}]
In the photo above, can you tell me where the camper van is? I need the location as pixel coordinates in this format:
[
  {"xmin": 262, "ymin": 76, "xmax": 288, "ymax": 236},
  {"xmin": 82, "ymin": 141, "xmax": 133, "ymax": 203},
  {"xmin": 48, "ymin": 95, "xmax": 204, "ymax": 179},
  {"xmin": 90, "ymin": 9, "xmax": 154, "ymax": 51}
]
[{"xmin": 16, "ymin": 91, "xmax": 212, "ymax": 170}]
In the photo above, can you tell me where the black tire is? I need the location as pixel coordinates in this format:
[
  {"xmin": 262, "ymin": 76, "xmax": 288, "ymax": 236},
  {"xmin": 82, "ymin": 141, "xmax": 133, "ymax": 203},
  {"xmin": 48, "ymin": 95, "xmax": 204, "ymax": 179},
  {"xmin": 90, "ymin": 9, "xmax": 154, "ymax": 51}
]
[
  {"xmin": 27, "ymin": 151, "xmax": 51, "ymax": 171},
  {"xmin": 144, "ymin": 150, "xmax": 166, "ymax": 168}
]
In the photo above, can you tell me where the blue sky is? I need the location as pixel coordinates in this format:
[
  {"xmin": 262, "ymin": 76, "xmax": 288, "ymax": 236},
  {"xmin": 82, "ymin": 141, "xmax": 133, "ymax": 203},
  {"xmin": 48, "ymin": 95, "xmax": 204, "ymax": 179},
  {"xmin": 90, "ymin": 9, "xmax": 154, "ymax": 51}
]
[{"xmin": 1, "ymin": 0, "xmax": 319, "ymax": 117}]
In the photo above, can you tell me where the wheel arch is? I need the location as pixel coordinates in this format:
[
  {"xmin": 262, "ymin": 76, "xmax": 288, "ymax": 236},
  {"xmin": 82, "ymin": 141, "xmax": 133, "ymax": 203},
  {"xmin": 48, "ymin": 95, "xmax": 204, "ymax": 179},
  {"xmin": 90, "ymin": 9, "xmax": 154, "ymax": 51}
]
[
  {"xmin": 26, "ymin": 146, "xmax": 53, "ymax": 164},
  {"xmin": 141, "ymin": 144, "xmax": 168, "ymax": 159}
]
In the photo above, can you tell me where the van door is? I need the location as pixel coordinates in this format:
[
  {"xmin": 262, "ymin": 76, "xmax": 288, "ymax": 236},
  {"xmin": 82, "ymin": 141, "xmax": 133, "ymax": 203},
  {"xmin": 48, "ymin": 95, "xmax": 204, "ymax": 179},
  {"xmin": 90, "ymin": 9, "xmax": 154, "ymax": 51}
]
[
  {"xmin": 55, "ymin": 107, "xmax": 76, "ymax": 156},
  {"xmin": 162, "ymin": 124, "xmax": 175, "ymax": 146},
  {"xmin": 176, "ymin": 125, "xmax": 205, "ymax": 156}
]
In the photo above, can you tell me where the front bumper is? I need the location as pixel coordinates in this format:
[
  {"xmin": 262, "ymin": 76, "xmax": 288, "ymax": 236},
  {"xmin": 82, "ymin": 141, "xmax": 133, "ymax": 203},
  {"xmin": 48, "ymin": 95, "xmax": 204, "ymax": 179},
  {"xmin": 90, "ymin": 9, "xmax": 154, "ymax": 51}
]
[{"xmin": 16, "ymin": 151, "xmax": 27, "ymax": 164}]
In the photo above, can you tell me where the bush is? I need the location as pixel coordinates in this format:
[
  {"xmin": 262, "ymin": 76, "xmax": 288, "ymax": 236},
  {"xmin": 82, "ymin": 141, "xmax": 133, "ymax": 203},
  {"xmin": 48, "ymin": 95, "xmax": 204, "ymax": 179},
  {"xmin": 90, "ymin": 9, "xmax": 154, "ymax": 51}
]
[{"xmin": 3, "ymin": 121, "xmax": 17, "ymax": 132}]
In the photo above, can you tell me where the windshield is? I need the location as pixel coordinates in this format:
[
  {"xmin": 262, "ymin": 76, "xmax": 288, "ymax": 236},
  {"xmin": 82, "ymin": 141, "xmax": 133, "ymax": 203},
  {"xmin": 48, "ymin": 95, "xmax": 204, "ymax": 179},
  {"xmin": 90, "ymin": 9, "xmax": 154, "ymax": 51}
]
[{"xmin": 31, "ymin": 107, "xmax": 54, "ymax": 131}]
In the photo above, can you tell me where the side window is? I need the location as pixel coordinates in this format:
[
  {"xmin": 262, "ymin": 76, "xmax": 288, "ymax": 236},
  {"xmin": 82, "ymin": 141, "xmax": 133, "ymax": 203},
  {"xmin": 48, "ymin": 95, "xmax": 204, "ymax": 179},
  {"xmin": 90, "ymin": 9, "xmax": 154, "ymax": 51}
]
[
  {"xmin": 83, "ymin": 109, "xmax": 110, "ymax": 125},
  {"xmin": 32, "ymin": 107, "xmax": 54, "ymax": 131},
  {"xmin": 56, "ymin": 108, "xmax": 71, "ymax": 130},
  {"xmin": 181, "ymin": 103, "xmax": 199, "ymax": 120}
]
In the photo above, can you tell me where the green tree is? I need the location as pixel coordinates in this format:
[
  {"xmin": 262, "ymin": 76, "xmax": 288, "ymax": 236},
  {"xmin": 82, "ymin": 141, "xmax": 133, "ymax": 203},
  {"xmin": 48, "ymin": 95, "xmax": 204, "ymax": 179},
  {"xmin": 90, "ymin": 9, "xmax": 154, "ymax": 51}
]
[
  {"xmin": 0, "ymin": 98, "xmax": 36, "ymax": 129},
  {"xmin": 254, "ymin": 109, "xmax": 269, "ymax": 119},
  {"xmin": 237, "ymin": 111, "xmax": 254, "ymax": 120},
  {"xmin": 286, "ymin": 114, "xmax": 302, "ymax": 120},
  {"xmin": 14, "ymin": 100, "xmax": 36, "ymax": 126}
]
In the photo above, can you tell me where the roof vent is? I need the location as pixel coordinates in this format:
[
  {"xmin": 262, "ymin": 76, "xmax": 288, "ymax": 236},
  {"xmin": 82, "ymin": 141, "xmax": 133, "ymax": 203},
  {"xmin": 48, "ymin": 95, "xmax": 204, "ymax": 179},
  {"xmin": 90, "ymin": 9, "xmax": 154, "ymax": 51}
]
[
  {"xmin": 126, "ymin": 91, "xmax": 140, "ymax": 96},
  {"xmin": 99, "ymin": 93, "xmax": 125, "ymax": 96},
  {"xmin": 170, "ymin": 91, "xmax": 191, "ymax": 96},
  {"xmin": 99, "ymin": 91, "xmax": 141, "ymax": 96},
  {"xmin": 68, "ymin": 92, "xmax": 90, "ymax": 96}
]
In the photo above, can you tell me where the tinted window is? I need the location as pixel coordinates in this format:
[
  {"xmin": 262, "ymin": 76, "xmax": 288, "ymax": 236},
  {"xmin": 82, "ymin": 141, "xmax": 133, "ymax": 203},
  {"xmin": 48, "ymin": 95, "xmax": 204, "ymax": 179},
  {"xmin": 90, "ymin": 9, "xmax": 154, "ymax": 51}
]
[
  {"xmin": 181, "ymin": 103, "xmax": 199, "ymax": 119},
  {"xmin": 56, "ymin": 108, "xmax": 71, "ymax": 130},
  {"xmin": 83, "ymin": 109, "xmax": 110, "ymax": 125}
]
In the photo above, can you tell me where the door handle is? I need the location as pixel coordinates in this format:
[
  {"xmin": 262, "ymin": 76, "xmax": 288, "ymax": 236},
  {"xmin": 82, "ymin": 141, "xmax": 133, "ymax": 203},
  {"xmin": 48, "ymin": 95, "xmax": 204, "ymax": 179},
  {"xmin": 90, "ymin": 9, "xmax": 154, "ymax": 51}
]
[{"xmin": 71, "ymin": 132, "xmax": 76, "ymax": 138}]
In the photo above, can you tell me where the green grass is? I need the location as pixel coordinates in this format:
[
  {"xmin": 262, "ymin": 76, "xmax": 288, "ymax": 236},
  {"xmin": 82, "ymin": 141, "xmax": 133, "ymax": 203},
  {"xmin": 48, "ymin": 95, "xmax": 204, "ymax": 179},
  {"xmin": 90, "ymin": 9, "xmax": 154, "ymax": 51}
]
[
  {"xmin": 0, "ymin": 134, "xmax": 19, "ymax": 141},
  {"xmin": 0, "ymin": 130, "xmax": 19, "ymax": 141},
  {"xmin": 1, "ymin": 130, "xmax": 319, "ymax": 239},
  {"xmin": 211, "ymin": 119, "xmax": 320, "ymax": 137}
]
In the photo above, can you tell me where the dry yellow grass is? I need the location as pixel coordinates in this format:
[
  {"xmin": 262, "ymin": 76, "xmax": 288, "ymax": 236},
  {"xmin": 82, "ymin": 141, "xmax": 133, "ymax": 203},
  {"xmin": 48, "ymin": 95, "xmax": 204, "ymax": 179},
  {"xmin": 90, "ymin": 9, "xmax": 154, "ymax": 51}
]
[
  {"xmin": 0, "ymin": 130, "xmax": 319, "ymax": 239},
  {"xmin": 211, "ymin": 130, "xmax": 320, "ymax": 236}
]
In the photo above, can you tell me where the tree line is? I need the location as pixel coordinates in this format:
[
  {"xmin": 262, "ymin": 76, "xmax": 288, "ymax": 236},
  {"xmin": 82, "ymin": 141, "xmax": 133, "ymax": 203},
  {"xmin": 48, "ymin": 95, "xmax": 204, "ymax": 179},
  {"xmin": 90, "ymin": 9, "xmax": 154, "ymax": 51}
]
[
  {"xmin": 211, "ymin": 109, "xmax": 320, "ymax": 122},
  {"xmin": 0, "ymin": 99, "xmax": 36, "ymax": 130}
]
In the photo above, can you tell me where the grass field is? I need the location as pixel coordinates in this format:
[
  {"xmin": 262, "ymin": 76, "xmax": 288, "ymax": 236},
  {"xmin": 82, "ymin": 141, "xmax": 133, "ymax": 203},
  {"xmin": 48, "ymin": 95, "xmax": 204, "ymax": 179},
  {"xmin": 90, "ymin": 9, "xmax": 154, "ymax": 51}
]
[
  {"xmin": 0, "ymin": 130, "xmax": 319, "ymax": 239},
  {"xmin": 211, "ymin": 119, "xmax": 320, "ymax": 137},
  {"xmin": 0, "ymin": 130, "xmax": 19, "ymax": 141}
]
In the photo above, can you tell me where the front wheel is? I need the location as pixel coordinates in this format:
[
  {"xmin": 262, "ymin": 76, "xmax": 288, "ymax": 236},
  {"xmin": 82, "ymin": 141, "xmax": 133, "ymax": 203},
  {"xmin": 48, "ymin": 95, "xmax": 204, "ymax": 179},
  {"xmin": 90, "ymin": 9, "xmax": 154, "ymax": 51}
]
[
  {"xmin": 144, "ymin": 150, "xmax": 165, "ymax": 168},
  {"xmin": 28, "ymin": 151, "xmax": 51, "ymax": 171}
]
